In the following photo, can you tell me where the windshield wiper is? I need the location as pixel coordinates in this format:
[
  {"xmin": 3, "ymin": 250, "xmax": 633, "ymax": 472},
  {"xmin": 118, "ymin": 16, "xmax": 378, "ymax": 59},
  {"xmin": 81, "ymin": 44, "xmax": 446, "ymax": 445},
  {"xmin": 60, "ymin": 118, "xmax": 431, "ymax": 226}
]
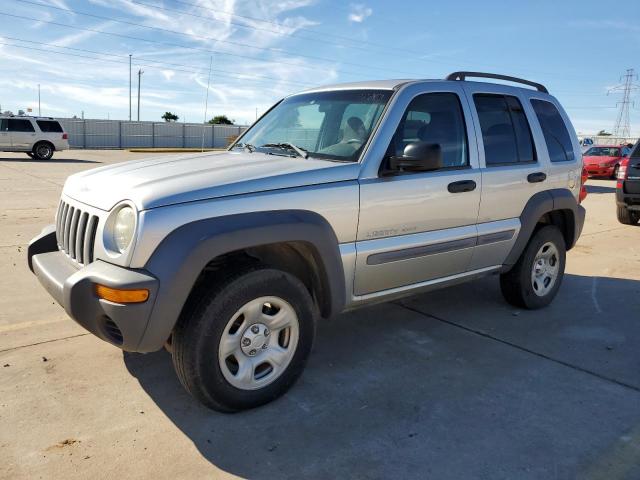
[
  {"xmin": 261, "ymin": 142, "xmax": 309, "ymax": 159},
  {"xmin": 234, "ymin": 142, "xmax": 255, "ymax": 153}
]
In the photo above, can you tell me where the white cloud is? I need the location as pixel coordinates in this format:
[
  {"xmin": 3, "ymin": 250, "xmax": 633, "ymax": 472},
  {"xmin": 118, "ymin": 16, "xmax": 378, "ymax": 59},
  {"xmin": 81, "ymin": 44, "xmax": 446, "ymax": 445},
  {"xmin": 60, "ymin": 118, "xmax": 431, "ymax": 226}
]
[
  {"xmin": 51, "ymin": 21, "xmax": 115, "ymax": 47},
  {"xmin": 568, "ymin": 19, "xmax": 640, "ymax": 33},
  {"xmin": 162, "ymin": 70, "xmax": 175, "ymax": 81},
  {"xmin": 348, "ymin": 3, "xmax": 372, "ymax": 23}
]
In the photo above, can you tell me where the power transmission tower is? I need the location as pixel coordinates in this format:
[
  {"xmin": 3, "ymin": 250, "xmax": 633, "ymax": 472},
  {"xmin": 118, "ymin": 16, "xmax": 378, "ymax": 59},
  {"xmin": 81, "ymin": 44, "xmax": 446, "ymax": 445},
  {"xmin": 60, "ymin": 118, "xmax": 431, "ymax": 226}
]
[{"xmin": 608, "ymin": 69, "xmax": 640, "ymax": 138}]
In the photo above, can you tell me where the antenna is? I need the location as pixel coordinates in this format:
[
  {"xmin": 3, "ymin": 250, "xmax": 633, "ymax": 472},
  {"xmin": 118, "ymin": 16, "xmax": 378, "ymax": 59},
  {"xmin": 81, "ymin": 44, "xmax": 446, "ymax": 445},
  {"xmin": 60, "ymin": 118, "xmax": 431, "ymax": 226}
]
[{"xmin": 608, "ymin": 69, "xmax": 640, "ymax": 138}]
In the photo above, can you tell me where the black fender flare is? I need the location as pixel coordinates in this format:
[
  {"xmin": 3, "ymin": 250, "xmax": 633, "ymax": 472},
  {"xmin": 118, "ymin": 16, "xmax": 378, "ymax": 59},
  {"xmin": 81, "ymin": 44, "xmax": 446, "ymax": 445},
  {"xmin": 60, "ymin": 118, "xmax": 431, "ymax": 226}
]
[
  {"xmin": 503, "ymin": 189, "xmax": 585, "ymax": 269},
  {"xmin": 136, "ymin": 210, "xmax": 345, "ymax": 352}
]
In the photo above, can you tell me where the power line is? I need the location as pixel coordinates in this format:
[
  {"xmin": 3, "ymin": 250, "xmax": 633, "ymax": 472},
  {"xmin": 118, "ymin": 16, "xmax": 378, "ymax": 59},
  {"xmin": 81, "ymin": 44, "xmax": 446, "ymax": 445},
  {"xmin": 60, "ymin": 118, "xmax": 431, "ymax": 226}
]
[
  {"xmin": 0, "ymin": 41, "xmax": 316, "ymax": 88},
  {"xmin": 20, "ymin": 0, "xmax": 582, "ymax": 78},
  {"xmin": 0, "ymin": 12, "xmax": 391, "ymax": 81},
  {"xmin": 13, "ymin": 0, "xmax": 425, "ymax": 77},
  {"xmin": 141, "ymin": 0, "xmax": 585, "ymax": 80},
  {"xmin": 165, "ymin": 0, "xmax": 403, "ymax": 52},
  {"xmin": 0, "ymin": 36, "xmax": 315, "ymax": 87},
  {"xmin": 127, "ymin": 0, "xmax": 453, "ymax": 62}
]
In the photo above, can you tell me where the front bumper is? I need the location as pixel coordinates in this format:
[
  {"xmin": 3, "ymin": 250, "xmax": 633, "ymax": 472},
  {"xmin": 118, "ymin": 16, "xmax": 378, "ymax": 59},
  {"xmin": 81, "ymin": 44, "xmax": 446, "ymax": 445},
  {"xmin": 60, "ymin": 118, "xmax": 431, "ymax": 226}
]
[
  {"xmin": 28, "ymin": 226, "xmax": 159, "ymax": 351},
  {"xmin": 585, "ymin": 165, "xmax": 614, "ymax": 177}
]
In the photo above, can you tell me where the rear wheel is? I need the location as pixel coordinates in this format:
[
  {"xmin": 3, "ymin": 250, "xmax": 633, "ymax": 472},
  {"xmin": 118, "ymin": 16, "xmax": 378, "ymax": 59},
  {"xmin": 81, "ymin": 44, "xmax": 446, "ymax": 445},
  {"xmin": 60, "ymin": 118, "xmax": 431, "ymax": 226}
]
[
  {"xmin": 33, "ymin": 142, "xmax": 54, "ymax": 160},
  {"xmin": 500, "ymin": 225, "xmax": 566, "ymax": 309},
  {"xmin": 171, "ymin": 265, "xmax": 317, "ymax": 412},
  {"xmin": 617, "ymin": 205, "xmax": 639, "ymax": 225}
]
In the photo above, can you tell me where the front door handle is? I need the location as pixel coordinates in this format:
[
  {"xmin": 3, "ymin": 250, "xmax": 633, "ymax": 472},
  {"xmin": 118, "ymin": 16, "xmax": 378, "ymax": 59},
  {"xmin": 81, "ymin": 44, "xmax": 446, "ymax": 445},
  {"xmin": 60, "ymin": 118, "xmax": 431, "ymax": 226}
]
[
  {"xmin": 448, "ymin": 180, "xmax": 477, "ymax": 193},
  {"xmin": 527, "ymin": 172, "xmax": 547, "ymax": 183}
]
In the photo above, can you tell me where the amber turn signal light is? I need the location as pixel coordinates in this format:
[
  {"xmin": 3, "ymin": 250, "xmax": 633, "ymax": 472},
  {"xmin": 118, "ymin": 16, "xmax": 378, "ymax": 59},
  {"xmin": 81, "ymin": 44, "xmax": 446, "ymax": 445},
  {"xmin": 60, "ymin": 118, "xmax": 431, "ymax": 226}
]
[{"xmin": 95, "ymin": 284, "xmax": 149, "ymax": 303}]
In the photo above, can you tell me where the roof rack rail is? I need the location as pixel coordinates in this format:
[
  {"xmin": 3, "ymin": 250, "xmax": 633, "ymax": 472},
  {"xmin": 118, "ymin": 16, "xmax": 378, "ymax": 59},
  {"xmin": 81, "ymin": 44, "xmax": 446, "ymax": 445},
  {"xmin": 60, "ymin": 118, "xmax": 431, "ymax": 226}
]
[{"xmin": 445, "ymin": 71, "xmax": 548, "ymax": 94}]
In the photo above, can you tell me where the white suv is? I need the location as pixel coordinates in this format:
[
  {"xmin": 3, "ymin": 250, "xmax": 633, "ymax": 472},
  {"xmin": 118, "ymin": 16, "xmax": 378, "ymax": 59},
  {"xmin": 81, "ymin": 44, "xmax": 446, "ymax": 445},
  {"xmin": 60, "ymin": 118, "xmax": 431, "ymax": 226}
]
[
  {"xmin": 0, "ymin": 115, "xmax": 69, "ymax": 160},
  {"xmin": 28, "ymin": 72, "xmax": 586, "ymax": 411}
]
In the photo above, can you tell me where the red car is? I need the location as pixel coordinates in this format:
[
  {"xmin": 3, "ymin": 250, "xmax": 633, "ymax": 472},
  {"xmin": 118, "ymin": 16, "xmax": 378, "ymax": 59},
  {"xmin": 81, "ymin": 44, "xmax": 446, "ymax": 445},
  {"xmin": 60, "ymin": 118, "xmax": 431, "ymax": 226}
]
[{"xmin": 583, "ymin": 145, "xmax": 631, "ymax": 179}]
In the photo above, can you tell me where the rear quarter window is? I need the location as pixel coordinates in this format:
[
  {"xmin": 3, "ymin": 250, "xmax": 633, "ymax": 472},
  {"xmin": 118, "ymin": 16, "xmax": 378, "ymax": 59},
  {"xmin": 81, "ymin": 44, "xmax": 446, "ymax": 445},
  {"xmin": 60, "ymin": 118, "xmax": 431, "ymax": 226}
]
[
  {"xmin": 530, "ymin": 99, "xmax": 575, "ymax": 163},
  {"xmin": 36, "ymin": 120, "xmax": 64, "ymax": 133}
]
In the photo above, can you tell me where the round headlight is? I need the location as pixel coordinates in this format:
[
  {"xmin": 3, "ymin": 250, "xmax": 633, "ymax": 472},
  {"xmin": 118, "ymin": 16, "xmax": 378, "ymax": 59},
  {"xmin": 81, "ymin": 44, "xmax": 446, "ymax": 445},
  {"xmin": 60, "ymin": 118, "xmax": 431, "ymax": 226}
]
[{"xmin": 113, "ymin": 206, "xmax": 136, "ymax": 252}]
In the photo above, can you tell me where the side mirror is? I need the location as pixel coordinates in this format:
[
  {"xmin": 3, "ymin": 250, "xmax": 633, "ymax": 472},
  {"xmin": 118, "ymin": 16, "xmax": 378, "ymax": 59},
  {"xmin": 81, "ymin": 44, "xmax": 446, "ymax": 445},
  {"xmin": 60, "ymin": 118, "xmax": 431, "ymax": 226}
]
[{"xmin": 387, "ymin": 142, "xmax": 443, "ymax": 173}]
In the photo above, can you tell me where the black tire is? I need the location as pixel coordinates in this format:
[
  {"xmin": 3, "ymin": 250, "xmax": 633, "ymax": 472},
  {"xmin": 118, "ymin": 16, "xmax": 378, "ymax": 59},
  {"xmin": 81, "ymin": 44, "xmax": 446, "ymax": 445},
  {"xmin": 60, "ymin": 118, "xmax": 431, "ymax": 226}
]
[
  {"xmin": 33, "ymin": 141, "xmax": 54, "ymax": 160},
  {"xmin": 171, "ymin": 265, "xmax": 317, "ymax": 412},
  {"xmin": 611, "ymin": 164, "xmax": 620, "ymax": 180},
  {"xmin": 26, "ymin": 152, "xmax": 34, "ymax": 159},
  {"xmin": 500, "ymin": 225, "xmax": 566, "ymax": 309},
  {"xmin": 617, "ymin": 205, "xmax": 639, "ymax": 225}
]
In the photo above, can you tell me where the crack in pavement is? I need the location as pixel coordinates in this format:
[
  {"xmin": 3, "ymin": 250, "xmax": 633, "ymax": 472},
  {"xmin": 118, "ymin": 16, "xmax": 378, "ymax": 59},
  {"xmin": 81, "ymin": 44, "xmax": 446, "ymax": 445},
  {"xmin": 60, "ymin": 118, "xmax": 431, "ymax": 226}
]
[
  {"xmin": 395, "ymin": 302, "xmax": 640, "ymax": 394},
  {"xmin": 0, "ymin": 162, "xmax": 65, "ymax": 188},
  {"xmin": 0, "ymin": 333, "xmax": 90, "ymax": 354}
]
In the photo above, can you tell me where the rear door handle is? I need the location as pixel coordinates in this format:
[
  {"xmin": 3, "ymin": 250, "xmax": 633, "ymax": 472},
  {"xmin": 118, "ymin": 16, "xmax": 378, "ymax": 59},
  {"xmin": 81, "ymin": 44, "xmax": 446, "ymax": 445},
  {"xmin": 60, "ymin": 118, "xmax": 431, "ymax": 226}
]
[
  {"xmin": 527, "ymin": 172, "xmax": 547, "ymax": 183},
  {"xmin": 448, "ymin": 180, "xmax": 477, "ymax": 193}
]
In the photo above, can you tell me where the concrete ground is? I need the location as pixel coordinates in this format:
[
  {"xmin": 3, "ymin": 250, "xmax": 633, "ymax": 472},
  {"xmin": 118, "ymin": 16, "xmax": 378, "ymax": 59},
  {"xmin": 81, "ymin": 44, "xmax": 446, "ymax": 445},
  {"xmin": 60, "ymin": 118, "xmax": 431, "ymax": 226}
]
[{"xmin": 1, "ymin": 150, "xmax": 639, "ymax": 480}]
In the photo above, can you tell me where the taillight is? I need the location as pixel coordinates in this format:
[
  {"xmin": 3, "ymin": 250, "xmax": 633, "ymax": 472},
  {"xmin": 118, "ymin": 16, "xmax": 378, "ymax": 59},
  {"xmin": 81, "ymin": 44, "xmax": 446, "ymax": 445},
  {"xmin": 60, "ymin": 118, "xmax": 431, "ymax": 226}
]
[
  {"xmin": 618, "ymin": 157, "xmax": 629, "ymax": 180},
  {"xmin": 579, "ymin": 166, "xmax": 588, "ymax": 203},
  {"xmin": 62, "ymin": 133, "xmax": 68, "ymax": 140},
  {"xmin": 617, "ymin": 158, "xmax": 630, "ymax": 190}
]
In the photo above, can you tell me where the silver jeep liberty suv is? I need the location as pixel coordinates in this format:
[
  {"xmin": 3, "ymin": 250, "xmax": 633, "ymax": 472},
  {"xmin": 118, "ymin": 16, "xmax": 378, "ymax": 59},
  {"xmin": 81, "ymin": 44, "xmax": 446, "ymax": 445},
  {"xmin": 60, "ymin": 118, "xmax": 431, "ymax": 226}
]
[{"xmin": 28, "ymin": 72, "xmax": 586, "ymax": 412}]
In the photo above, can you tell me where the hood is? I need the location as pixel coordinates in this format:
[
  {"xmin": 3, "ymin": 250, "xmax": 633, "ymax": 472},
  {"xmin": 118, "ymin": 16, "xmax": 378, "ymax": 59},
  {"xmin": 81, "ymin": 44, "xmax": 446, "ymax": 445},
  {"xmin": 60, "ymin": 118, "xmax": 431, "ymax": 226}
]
[{"xmin": 63, "ymin": 151, "xmax": 360, "ymax": 210}]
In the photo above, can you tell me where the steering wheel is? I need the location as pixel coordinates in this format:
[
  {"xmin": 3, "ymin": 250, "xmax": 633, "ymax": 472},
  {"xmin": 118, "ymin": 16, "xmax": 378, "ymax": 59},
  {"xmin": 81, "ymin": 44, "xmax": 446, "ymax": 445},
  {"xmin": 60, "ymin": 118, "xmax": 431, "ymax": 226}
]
[{"xmin": 345, "ymin": 139, "xmax": 362, "ymax": 144}]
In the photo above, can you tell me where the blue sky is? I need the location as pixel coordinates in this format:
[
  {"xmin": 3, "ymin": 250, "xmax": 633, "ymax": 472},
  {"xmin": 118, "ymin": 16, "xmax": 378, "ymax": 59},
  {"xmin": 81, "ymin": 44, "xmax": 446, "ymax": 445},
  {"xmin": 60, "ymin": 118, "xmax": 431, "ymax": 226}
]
[{"xmin": 0, "ymin": 0, "xmax": 639, "ymax": 132}]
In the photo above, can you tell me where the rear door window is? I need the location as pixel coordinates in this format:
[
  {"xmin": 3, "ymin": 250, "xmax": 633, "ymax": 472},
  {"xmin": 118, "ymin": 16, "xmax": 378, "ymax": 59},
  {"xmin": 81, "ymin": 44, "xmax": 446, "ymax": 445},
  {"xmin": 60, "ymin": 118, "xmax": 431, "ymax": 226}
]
[
  {"xmin": 7, "ymin": 119, "xmax": 35, "ymax": 132},
  {"xmin": 473, "ymin": 94, "xmax": 536, "ymax": 166},
  {"xmin": 36, "ymin": 120, "xmax": 63, "ymax": 133},
  {"xmin": 530, "ymin": 99, "xmax": 575, "ymax": 163}
]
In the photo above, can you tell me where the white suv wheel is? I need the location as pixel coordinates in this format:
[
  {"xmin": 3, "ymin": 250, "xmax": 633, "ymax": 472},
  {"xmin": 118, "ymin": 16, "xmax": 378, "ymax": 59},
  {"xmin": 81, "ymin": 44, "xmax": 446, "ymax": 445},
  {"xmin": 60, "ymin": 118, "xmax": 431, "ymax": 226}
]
[{"xmin": 218, "ymin": 296, "xmax": 300, "ymax": 390}]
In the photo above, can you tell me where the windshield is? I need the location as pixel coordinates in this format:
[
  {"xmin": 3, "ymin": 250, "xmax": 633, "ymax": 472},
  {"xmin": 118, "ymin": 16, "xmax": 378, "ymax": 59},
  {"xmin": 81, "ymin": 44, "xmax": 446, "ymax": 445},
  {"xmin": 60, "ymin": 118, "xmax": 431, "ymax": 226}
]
[
  {"xmin": 585, "ymin": 146, "xmax": 620, "ymax": 157},
  {"xmin": 233, "ymin": 89, "xmax": 393, "ymax": 161}
]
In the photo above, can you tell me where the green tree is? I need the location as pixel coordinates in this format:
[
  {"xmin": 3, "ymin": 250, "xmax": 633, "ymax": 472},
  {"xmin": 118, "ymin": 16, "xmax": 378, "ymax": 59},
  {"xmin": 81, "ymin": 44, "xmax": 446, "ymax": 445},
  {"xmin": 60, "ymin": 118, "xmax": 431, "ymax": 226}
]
[
  {"xmin": 597, "ymin": 130, "xmax": 612, "ymax": 136},
  {"xmin": 208, "ymin": 115, "xmax": 234, "ymax": 125},
  {"xmin": 161, "ymin": 111, "xmax": 179, "ymax": 122}
]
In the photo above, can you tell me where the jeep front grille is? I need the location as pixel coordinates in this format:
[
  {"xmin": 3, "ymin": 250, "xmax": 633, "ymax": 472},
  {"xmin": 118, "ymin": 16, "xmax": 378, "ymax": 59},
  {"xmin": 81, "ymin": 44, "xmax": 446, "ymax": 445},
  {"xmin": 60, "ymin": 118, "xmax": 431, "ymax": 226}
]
[{"xmin": 55, "ymin": 200, "xmax": 99, "ymax": 265}]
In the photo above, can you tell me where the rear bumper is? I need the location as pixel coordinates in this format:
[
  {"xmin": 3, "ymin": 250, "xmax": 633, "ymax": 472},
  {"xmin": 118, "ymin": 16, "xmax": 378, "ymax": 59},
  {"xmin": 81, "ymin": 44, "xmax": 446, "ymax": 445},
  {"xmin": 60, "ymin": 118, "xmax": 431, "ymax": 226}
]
[
  {"xmin": 52, "ymin": 140, "xmax": 69, "ymax": 151},
  {"xmin": 616, "ymin": 185, "xmax": 640, "ymax": 210},
  {"xmin": 28, "ymin": 226, "xmax": 160, "ymax": 351}
]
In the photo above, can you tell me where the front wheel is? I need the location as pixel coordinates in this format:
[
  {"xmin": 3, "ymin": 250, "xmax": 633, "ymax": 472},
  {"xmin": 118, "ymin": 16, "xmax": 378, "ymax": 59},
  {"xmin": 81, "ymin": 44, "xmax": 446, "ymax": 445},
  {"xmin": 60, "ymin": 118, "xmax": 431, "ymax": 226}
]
[
  {"xmin": 500, "ymin": 225, "xmax": 566, "ymax": 309},
  {"xmin": 171, "ymin": 265, "xmax": 317, "ymax": 412}
]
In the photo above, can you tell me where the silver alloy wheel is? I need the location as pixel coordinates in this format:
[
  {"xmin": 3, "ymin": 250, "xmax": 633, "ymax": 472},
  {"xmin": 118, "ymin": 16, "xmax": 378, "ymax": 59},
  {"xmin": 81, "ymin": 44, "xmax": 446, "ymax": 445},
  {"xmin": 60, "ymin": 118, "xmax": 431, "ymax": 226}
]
[
  {"xmin": 531, "ymin": 241, "xmax": 560, "ymax": 297},
  {"xmin": 36, "ymin": 143, "xmax": 52, "ymax": 159},
  {"xmin": 218, "ymin": 296, "xmax": 299, "ymax": 390}
]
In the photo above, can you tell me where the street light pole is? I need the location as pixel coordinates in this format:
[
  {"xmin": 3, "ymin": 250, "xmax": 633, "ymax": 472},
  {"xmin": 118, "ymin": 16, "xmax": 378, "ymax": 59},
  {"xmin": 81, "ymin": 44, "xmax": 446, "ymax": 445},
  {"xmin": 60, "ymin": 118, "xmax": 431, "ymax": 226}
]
[
  {"xmin": 129, "ymin": 55, "xmax": 132, "ymax": 121},
  {"xmin": 137, "ymin": 69, "xmax": 143, "ymax": 122},
  {"xmin": 201, "ymin": 56, "xmax": 213, "ymax": 152}
]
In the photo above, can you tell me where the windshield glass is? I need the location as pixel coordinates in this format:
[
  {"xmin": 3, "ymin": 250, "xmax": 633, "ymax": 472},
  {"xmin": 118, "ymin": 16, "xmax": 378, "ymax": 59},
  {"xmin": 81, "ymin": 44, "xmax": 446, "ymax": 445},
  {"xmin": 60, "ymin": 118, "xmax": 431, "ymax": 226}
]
[
  {"xmin": 234, "ymin": 89, "xmax": 393, "ymax": 161},
  {"xmin": 585, "ymin": 146, "xmax": 620, "ymax": 157}
]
